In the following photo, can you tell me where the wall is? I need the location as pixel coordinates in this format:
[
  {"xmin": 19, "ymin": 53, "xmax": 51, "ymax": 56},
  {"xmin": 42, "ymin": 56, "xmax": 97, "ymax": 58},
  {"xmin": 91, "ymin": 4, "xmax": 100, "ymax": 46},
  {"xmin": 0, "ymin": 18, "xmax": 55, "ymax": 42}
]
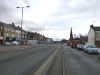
[
  {"xmin": 88, "ymin": 28, "xmax": 95, "ymax": 45},
  {"xmin": 28, "ymin": 40, "xmax": 38, "ymax": 44},
  {"xmin": 95, "ymin": 31, "xmax": 100, "ymax": 41}
]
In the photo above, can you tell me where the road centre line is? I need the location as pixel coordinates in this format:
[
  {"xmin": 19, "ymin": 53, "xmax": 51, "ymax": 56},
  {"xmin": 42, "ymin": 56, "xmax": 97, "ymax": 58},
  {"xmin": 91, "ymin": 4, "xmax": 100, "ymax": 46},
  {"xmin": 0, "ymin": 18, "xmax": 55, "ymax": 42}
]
[{"xmin": 33, "ymin": 46, "xmax": 61, "ymax": 75}]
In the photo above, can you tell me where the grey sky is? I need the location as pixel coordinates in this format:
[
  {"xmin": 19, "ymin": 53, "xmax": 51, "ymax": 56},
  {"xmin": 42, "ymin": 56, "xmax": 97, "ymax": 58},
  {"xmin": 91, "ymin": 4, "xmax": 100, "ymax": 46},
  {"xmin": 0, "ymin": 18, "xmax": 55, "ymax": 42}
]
[{"xmin": 0, "ymin": 0, "xmax": 100, "ymax": 40}]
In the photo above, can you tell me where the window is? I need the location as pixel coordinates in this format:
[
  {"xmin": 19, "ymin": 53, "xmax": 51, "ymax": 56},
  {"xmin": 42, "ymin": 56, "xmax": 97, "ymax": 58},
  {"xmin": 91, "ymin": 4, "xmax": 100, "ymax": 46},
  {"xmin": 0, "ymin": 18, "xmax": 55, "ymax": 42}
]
[
  {"xmin": 0, "ymin": 26, "xmax": 3, "ymax": 31},
  {"xmin": 0, "ymin": 26, "xmax": 1, "ymax": 31},
  {"xmin": 1, "ymin": 32, "xmax": 3, "ymax": 36},
  {"xmin": 96, "ymin": 31, "xmax": 100, "ymax": 41}
]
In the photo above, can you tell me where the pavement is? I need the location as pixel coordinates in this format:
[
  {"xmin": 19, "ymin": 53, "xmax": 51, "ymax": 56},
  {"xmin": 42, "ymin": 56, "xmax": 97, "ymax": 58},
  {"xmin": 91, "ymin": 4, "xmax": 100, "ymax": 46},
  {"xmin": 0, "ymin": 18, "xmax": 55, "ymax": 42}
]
[
  {"xmin": 0, "ymin": 44, "xmax": 46, "ymax": 52},
  {"xmin": 0, "ymin": 45, "xmax": 36, "ymax": 52}
]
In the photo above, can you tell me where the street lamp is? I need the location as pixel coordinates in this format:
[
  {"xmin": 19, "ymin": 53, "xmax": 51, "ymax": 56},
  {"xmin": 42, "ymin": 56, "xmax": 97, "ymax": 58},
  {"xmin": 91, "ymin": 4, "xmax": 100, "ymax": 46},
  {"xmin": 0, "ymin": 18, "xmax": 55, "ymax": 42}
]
[{"xmin": 16, "ymin": 6, "xmax": 30, "ymax": 47}]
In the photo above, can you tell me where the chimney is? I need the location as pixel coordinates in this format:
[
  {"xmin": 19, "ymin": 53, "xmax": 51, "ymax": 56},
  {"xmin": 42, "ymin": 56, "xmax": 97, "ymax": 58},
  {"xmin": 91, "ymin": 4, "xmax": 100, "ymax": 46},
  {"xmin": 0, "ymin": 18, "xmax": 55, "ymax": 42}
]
[
  {"xmin": 90, "ymin": 25, "xmax": 93, "ymax": 28},
  {"xmin": 17, "ymin": 26, "xmax": 20, "ymax": 28}
]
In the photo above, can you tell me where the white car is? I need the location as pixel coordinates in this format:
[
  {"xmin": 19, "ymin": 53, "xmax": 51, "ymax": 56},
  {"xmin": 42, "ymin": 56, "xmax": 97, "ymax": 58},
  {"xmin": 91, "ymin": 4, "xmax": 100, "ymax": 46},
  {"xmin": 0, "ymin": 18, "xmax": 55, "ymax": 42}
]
[
  {"xmin": 12, "ymin": 41, "xmax": 19, "ymax": 45},
  {"xmin": 5, "ymin": 42, "xmax": 12, "ymax": 45},
  {"xmin": 77, "ymin": 44, "xmax": 84, "ymax": 50},
  {"xmin": 83, "ymin": 44, "xmax": 98, "ymax": 54}
]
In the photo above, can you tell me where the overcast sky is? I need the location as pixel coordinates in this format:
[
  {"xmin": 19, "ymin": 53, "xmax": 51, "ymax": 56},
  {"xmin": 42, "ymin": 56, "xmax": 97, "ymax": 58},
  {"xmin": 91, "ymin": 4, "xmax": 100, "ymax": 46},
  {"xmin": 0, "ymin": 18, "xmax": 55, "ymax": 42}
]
[{"xmin": 0, "ymin": 0, "xmax": 100, "ymax": 40}]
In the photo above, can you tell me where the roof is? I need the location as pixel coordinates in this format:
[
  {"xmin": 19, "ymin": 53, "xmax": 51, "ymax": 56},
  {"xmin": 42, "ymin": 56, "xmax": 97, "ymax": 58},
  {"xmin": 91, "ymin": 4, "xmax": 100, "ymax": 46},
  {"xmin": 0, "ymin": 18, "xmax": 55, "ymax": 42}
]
[
  {"xmin": 0, "ymin": 22, "xmax": 14, "ymax": 29},
  {"xmin": 10, "ymin": 24, "xmax": 21, "ymax": 31},
  {"xmin": 92, "ymin": 27, "xmax": 100, "ymax": 31},
  {"xmin": 0, "ymin": 22, "xmax": 27, "ymax": 33},
  {"xmin": 90, "ymin": 25, "xmax": 100, "ymax": 31}
]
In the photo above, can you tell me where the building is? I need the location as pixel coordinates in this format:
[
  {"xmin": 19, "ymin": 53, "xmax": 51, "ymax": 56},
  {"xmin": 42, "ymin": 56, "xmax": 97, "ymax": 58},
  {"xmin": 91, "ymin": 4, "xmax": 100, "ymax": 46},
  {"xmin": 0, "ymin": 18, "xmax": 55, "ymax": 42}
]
[
  {"xmin": 27, "ymin": 32, "xmax": 42, "ymax": 44},
  {"xmin": 46, "ymin": 38, "xmax": 53, "ymax": 44},
  {"xmin": 69, "ymin": 27, "xmax": 73, "ymax": 46},
  {"xmin": 27, "ymin": 32, "xmax": 51, "ymax": 44},
  {"xmin": 0, "ymin": 23, "xmax": 4, "ymax": 45},
  {"xmin": 0, "ymin": 22, "xmax": 16, "ymax": 45},
  {"xmin": 21, "ymin": 29, "xmax": 27, "ymax": 44},
  {"xmin": 67, "ymin": 27, "xmax": 88, "ymax": 47},
  {"xmin": 10, "ymin": 23, "xmax": 28, "ymax": 44},
  {"xmin": 67, "ymin": 28, "xmax": 73, "ymax": 47},
  {"xmin": 88, "ymin": 25, "xmax": 100, "ymax": 47},
  {"xmin": 0, "ymin": 21, "xmax": 50, "ymax": 45}
]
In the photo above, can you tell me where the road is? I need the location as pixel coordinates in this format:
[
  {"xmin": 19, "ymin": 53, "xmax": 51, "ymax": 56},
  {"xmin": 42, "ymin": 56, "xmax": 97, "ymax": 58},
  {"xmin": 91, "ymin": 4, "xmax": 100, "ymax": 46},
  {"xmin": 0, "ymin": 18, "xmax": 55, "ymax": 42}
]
[
  {"xmin": 1, "ymin": 44, "xmax": 100, "ymax": 75},
  {"xmin": 47, "ymin": 44, "xmax": 100, "ymax": 75},
  {"xmin": 64, "ymin": 45, "xmax": 100, "ymax": 75},
  {"xmin": 0, "ymin": 44, "xmax": 60, "ymax": 75}
]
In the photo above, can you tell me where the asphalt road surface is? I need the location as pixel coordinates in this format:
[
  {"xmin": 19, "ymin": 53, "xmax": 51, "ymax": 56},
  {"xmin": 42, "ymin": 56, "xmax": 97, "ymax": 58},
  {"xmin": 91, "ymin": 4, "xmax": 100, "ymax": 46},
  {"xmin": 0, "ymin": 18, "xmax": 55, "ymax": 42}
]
[
  {"xmin": 46, "ymin": 45, "xmax": 63, "ymax": 75},
  {"xmin": 1, "ymin": 44, "xmax": 100, "ymax": 75},
  {"xmin": 0, "ymin": 44, "xmax": 60, "ymax": 75},
  {"xmin": 47, "ymin": 44, "xmax": 100, "ymax": 75},
  {"xmin": 64, "ymin": 45, "xmax": 100, "ymax": 75}
]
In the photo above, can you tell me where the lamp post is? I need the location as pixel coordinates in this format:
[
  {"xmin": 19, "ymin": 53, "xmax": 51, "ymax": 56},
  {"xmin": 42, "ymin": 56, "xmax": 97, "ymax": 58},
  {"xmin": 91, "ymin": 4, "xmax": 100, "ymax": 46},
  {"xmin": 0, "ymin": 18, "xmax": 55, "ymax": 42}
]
[{"xmin": 16, "ymin": 6, "xmax": 30, "ymax": 48}]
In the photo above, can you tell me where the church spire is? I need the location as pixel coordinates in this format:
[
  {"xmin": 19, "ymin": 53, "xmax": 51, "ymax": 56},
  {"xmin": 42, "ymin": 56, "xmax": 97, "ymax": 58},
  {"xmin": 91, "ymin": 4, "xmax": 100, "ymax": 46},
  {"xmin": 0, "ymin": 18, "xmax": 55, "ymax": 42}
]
[
  {"xmin": 70, "ymin": 27, "xmax": 73, "ymax": 40},
  {"xmin": 69, "ymin": 27, "xmax": 73, "ymax": 47}
]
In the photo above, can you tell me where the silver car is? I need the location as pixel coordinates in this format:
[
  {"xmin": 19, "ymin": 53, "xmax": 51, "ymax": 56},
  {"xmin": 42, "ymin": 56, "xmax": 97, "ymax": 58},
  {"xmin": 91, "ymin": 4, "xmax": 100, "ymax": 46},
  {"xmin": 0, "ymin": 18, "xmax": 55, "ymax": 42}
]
[
  {"xmin": 98, "ymin": 48, "xmax": 100, "ymax": 59},
  {"xmin": 83, "ymin": 44, "xmax": 98, "ymax": 54}
]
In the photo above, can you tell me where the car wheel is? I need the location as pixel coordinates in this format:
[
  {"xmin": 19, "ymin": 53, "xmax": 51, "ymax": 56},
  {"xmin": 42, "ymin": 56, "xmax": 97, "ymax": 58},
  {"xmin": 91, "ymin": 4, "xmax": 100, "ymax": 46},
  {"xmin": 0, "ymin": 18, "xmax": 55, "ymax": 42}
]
[
  {"xmin": 98, "ymin": 54, "xmax": 100, "ymax": 59},
  {"xmin": 85, "ymin": 50, "xmax": 88, "ymax": 53}
]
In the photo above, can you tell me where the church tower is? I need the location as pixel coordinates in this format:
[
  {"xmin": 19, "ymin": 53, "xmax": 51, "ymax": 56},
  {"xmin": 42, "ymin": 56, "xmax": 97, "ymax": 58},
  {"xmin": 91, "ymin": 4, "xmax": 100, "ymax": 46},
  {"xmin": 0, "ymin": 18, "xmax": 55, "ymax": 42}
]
[{"xmin": 69, "ymin": 27, "xmax": 73, "ymax": 46}]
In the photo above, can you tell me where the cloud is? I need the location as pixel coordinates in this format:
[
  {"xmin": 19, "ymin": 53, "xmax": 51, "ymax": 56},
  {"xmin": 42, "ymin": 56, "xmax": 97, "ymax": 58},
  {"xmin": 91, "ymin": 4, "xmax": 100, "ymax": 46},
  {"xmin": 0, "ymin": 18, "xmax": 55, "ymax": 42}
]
[
  {"xmin": 0, "ymin": 0, "xmax": 48, "ymax": 31},
  {"xmin": 0, "ymin": 0, "xmax": 25, "ymax": 23},
  {"xmin": 0, "ymin": 0, "xmax": 100, "ymax": 39},
  {"xmin": 53, "ymin": 0, "xmax": 100, "ymax": 25},
  {"xmin": 14, "ymin": 19, "xmax": 46, "ymax": 32},
  {"xmin": 40, "ymin": 0, "xmax": 100, "ymax": 39}
]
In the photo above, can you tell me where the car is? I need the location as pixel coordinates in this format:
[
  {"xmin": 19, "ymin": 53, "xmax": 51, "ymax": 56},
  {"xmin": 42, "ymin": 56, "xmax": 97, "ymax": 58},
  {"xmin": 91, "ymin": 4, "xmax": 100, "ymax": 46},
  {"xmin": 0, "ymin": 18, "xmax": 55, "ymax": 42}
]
[
  {"xmin": 12, "ymin": 41, "xmax": 19, "ymax": 45},
  {"xmin": 5, "ymin": 42, "xmax": 12, "ymax": 46},
  {"xmin": 97, "ymin": 48, "xmax": 100, "ymax": 59},
  {"xmin": 77, "ymin": 44, "xmax": 84, "ymax": 50},
  {"xmin": 83, "ymin": 44, "xmax": 98, "ymax": 54}
]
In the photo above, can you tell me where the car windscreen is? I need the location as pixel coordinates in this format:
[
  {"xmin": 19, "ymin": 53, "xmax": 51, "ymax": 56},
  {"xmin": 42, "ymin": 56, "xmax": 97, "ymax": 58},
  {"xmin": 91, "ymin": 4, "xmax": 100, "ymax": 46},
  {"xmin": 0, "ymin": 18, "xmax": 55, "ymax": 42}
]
[{"xmin": 87, "ymin": 45, "xmax": 96, "ymax": 48}]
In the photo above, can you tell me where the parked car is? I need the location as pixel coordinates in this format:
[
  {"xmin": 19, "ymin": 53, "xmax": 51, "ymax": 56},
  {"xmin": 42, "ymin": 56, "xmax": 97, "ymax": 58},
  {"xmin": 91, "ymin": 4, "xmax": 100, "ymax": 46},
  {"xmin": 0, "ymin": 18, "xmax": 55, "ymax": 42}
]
[
  {"xmin": 5, "ymin": 42, "xmax": 12, "ymax": 46},
  {"xmin": 77, "ymin": 44, "xmax": 84, "ymax": 50},
  {"xmin": 97, "ymin": 48, "xmax": 100, "ymax": 59},
  {"xmin": 83, "ymin": 44, "xmax": 98, "ymax": 54},
  {"xmin": 12, "ymin": 41, "xmax": 19, "ymax": 45}
]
